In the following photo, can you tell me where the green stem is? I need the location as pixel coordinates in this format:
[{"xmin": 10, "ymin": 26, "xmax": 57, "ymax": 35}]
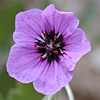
[
  {"xmin": 65, "ymin": 84, "xmax": 75, "ymax": 100},
  {"xmin": 48, "ymin": 95, "xmax": 53, "ymax": 100},
  {"xmin": 56, "ymin": 91, "xmax": 60, "ymax": 100}
]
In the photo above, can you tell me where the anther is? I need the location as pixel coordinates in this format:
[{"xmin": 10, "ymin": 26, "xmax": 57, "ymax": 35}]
[
  {"xmin": 40, "ymin": 53, "xmax": 47, "ymax": 60},
  {"xmin": 52, "ymin": 35, "xmax": 57, "ymax": 46},
  {"xmin": 40, "ymin": 56, "xmax": 43, "ymax": 60},
  {"xmin": 54, "ymin": 35, "xmax": 57, "ymax": 39},
  {"xmin": 43, "ymin": 32, "xmax": 47, "ymax": 36},
  {"xmin": 53, "ymin": 50, "xmax": 58, "ymax": 54},
  {"xmin": 34, "ymin": 43, "xmax": 37, "ymax": 47},
  {"xmin": 43, "ymin": 32, "xmax": 49, "ymax": 44}
]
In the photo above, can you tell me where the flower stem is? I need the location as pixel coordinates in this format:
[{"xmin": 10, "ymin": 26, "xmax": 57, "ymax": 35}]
[
  {"xmin": 55, "ymin": 91, "xmax": 60, "ymax": 100},
  {"xmin": 48, "ymin": 95, "xmax": 53, "ymax": 100},
  {"xmin": 65, "ymin": 84, "xmax": 75, "ymax": 100}
]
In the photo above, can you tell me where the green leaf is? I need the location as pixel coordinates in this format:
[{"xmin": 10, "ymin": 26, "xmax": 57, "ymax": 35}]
[{"xmin": 7, "ymin": 83, "xmax": 44, "ymax": 100}]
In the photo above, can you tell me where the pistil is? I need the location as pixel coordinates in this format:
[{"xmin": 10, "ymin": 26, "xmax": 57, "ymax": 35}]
[
  {"xmin": 45, "ymin": 44, "xmax": 53, "ymax": 51},
  {"xmin": 43, "ymin": 32, "xmax": 49, "ymax": 44}
]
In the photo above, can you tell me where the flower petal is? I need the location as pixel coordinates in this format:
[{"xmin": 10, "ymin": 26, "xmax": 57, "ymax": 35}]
[
  {"xmin": 42, "ymin": 4, "xmax": 56, "ymax": 32},
  {"xmin": 59, "ymin": 55, "xmax": 76, "ymax": 71},
  {"xmin": 42, "ymin": 4, "xmax": 79, "ymax": 36},
  {"xmin": 33, "ymin": 61, "xmax": 74, "ymax": 95},
  {"xmin": 63, "ymin": 28, "xmax": 91, "ymax": 64},
  {"xmin": 54, "ymin": 12, "xmax": 79, "ymax": 37},
  {"xmin": 13, "ymin": 9, "xmax": 44, "ymax": 47},
  {"xmin": 7, "ymin": 44, "xmax": 46, "ymax": 83}
]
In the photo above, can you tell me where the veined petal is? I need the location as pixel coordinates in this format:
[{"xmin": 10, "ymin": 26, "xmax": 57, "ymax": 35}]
[
  {"xmin": 13, "ymin": 9, "xmax": 44, "ymax": 47},
  {"xmin": 54, "ymin": 12, "xmax": 79, "ymax": 37},
  {"xmin": 13, "ymin": 31, "xmax": 36, "ymax": 48},
  {"xmin": 63, "ymin": 28, "xmax": 91, "ymax": 63},
  {"xmin": 59, "ymin": 55, "xmax": 76, "ymax": 71},
  {"xmin": 58, "ymin": 61, "xmax": 74, "ymax": 86},
  {"xmin": 42, "ymin": 4, "xmax": 79, "ymax": 36},
  {"xmin": 7, "ymin": 44, "xmax": 46, "ymax": 83},
  {"xmin": 33, "ymin": 61, "xmax": 74, "ymax": 95},
  {"xmin": 42, "ymin": 4, "xmax": 56, "ymax": 32}
]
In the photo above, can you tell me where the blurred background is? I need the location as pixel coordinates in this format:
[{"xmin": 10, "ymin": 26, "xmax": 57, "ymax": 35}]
[{"xmin": 0, "ymin": 0, "xmax": 100, "ymax": 100}]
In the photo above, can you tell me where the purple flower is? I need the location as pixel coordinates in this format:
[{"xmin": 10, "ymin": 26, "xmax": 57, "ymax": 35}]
[{"xmin": 7, "ymin": 4, "xmax": 91, "ymax": 95}]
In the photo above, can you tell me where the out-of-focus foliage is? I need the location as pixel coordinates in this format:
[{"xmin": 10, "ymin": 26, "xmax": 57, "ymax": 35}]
[
  {"xmin": 79, "ymin": 3, "xmax": 96, "ymax": 36},
  {"xmin": 0, "ymin": 2, "xmax": 25, "ymax": 99},
  {"xmin": 0, "ymin": 93, "xmax": 4, "ymax": 100},
  {"xmin": 40, "ymin": 0, "xmax": 51, "ymax": 9},
  {"xmin": 0, "ymin": 1, "xmax": 25, "ymax": 51},
  {"xmin": 7, "ymin": 83, "xmax": 44, "ymax": 100},
  {"xmin": 0, "ymin": 1, "xmax": 25, "ymax": 68},
  {"xmin": 0, "ymin": 67, "xmax": 16, "ymax": 99}
]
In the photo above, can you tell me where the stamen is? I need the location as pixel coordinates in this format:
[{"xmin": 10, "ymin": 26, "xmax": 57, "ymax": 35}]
[
  {"xmin": 46, "ymin": 44, "xmax": 53, "ymax": 51},
  {"xmin": 43, "ymin": 32, "xmax": 47, "ymax": 36},
  {"xmin": 50, "ymin": 39, "xmax": 53, "ymax": 44},
  {"xmin": 34, "ymin": 43, "xmax": 46, "ymax": 49},
  {"xmin": 55, "ymin": 43, "xmax": 60, "ymax": 47},
  {"xmin": 40, "ymin": 56, "xmax": 43, "ymax": 60},
  {"xmin": 40, "ymin": 53, "xmax": 47, "ymax": 60},
  {"xmin": 34, "ymin": 43, "xmax": 37, "ymax": 47},
  {"xmin": 57, "ymin": 44, "xmax": 60, "ymax": 47},
  {"xmin": 53, "ymin": 50, "xmax": 58, "ymax": 54},
  {"xmin": 59, "ymin": 49, "xmax": 63, "ymax": 54},
  {"xmin": 52, "ymin": 35, "xmax": 58, "ymax": 47},
  {"xmin": 43, "ymin": 32, "xmax": 49, "ymax": 44},
  {"xmin": 54, "ymin": 35, "xmax": 57, "ymax": 39}
]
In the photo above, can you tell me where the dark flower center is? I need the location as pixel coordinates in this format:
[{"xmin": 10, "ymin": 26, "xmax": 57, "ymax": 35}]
[{"xmin": 34, "ymin": 31, "xmax": 65, "ymax": 63}]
